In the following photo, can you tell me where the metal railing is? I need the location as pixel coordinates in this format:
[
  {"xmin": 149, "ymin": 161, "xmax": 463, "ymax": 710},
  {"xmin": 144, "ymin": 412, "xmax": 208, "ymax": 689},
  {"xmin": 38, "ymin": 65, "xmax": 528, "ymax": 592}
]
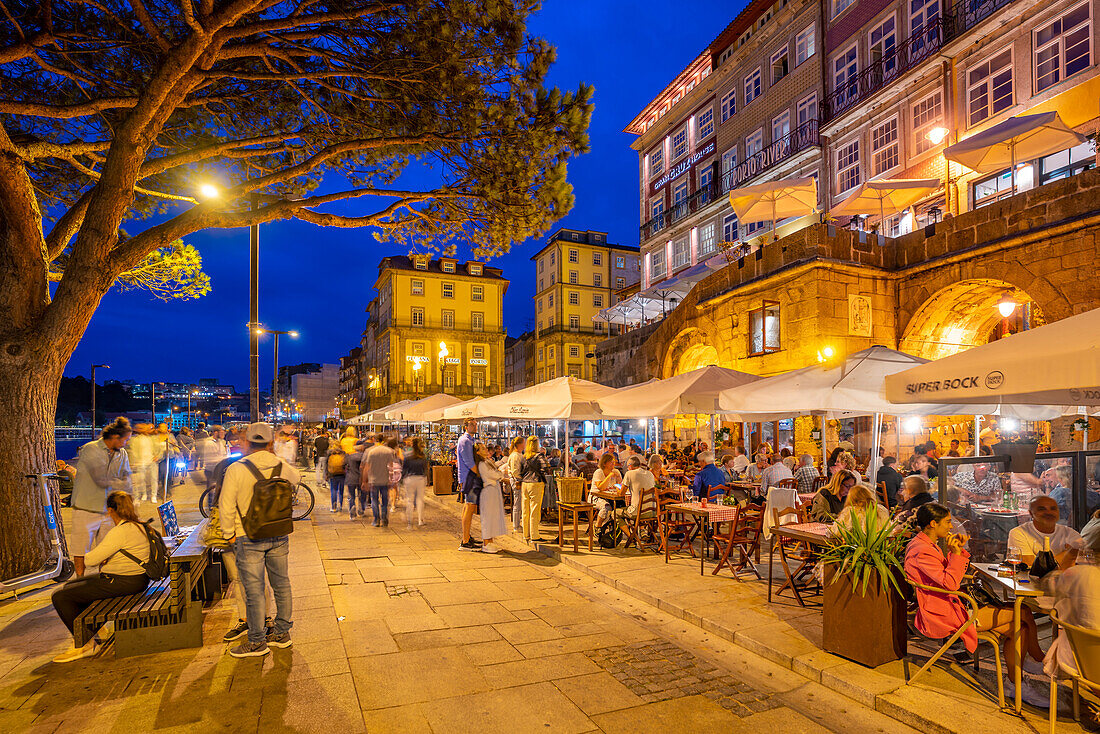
[
  {"xmin": 640, "ymin": 119, "xmax": 820, "ymax": 241},
  {"xmin": 823, "ymin": 0, "xmax": 1020, "ymax": 121}
]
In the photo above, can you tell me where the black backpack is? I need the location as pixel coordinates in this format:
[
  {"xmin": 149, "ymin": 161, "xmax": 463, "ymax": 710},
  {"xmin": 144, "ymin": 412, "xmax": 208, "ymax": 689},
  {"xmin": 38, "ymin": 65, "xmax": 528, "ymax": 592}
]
[
  {"xmin": 238, "ymin": 460, "xmax": 295, "ymax": 539},
  {"xmin": 118, "ymin": 520, "xmax": 170, "ymax": 579}
]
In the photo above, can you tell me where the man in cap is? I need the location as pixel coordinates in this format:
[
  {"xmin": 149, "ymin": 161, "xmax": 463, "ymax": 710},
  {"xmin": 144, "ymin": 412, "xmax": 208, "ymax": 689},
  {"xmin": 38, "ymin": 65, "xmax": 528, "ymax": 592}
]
[{"xmin": 219, "ymin": 422, "xmax": 300, "ymax": 658}]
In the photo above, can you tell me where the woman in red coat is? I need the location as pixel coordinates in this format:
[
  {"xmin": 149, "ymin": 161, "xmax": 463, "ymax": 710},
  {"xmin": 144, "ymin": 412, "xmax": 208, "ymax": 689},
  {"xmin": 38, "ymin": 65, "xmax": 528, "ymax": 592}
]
[{"xmin": 904, "ymin": 503, "xmax": 1048, "ymax": 705}]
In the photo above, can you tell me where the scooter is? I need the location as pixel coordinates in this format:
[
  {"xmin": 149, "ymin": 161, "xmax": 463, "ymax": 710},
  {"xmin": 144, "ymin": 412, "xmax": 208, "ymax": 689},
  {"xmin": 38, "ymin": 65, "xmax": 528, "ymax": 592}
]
[{"xmin": 0, "ymin": 473, "xmax": 75, "ymax": 598}]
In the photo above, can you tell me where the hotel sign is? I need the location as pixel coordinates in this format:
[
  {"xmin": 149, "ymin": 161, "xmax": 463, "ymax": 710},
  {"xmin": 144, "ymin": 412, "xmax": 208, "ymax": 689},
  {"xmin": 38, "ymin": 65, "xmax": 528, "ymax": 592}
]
[
  {"xmin": 469, "ymin": 358, "xmax": 488, "ymax": 366},
  {"xmin": 651, "ymin": 140, "xmax": 715, "ymax": 194}
]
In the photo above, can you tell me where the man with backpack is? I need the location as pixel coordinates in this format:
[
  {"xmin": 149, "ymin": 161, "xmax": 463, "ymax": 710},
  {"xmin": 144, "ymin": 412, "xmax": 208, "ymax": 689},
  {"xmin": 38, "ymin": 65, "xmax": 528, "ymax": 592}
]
[{"xmin": 219, "ymin": 422, "xmax": 300, "ymax": 658}]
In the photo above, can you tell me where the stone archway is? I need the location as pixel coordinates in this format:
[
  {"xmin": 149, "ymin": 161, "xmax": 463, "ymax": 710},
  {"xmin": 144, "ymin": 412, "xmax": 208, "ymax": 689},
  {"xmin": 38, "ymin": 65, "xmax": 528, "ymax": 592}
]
[
  {"xmin": 899, "ymin": 279, "xmax": 1045, "ymax": 359},
  {"xmin": 661, "ymin": 328, "xmax": 721, "ymax": 378}
]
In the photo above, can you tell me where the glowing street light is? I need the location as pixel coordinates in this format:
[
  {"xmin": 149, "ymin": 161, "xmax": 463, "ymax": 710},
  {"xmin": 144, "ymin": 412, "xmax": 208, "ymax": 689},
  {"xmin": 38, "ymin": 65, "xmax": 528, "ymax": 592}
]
[
  {"xmin": 816, "ymin": 345, "xmax": 836, "ymax": 363},
  {"xmin": 996, "ymin": 293, "xmax": 1018, "ymax": 318},
  {"xmin": 926, "ymin": 127, "xmax": 949, "ymax": 146},
  {"xmin": 199, "ymin": 183, "xmax": 220, "ymax": 200}
]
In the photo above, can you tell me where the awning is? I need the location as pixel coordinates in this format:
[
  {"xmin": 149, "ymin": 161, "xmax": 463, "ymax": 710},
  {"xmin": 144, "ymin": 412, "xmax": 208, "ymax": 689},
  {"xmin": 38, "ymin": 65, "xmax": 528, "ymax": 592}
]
[
  {"xmin": 945, "ymin": 111, "xmax": 1086, "ymax": 174},
  {"xmin": 444, "ymin": 376, "xmax": 616, "ymax": 421},
  {"xmin": 384, "ymin": 393, "xmax": 465, "ymax": 421}
]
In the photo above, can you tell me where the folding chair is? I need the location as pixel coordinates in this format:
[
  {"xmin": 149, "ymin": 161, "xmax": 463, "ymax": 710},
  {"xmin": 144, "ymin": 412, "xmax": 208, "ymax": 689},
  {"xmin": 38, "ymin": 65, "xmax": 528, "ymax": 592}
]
[
  {"xmin": 769, "ymin": 506, "xmax": 820, "ymax": 605},
  {"xmin": 621, "ymin": 486, "xmax": 661, "ymax": 553},
  {"xmin": 658, "ymin": 488, "xmax": 697, "ymax": 558},
  {"xmin": 713, "ymin": 502, "xmax": 764, "ymax": 579},
  {"xmin": 1048, "ymin": 610, "xmax": 1100, "ymax": 733},
  {"xmin": 903, "ymin": 574, "xmax": 1005, "ymax": 710}
]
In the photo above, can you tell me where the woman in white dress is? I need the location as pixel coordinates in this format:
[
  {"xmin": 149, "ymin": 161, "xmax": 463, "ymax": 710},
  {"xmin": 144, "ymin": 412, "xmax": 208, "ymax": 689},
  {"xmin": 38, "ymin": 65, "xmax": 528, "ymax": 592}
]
[{"xmin": 475, "ymin": 443, "xmax": 507, "ymax": 554}]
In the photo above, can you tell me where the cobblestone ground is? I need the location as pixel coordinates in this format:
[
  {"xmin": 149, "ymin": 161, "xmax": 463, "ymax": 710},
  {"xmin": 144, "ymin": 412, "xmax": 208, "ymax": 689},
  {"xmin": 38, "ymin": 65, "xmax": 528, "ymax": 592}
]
[{"xmin": 0, "ymin": 474, "xmax": 918, "ymax": 733}]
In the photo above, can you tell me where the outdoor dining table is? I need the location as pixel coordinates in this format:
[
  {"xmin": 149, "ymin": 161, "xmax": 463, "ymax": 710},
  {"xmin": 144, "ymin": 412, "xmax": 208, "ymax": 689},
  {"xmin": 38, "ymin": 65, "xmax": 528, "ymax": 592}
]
[
  {"xmin": 970, "ymin": 562, "xmax": 1045, "ymax": 715},
  {"xmin": 797, "ymin": 493, "xmax": 815, "ymax": 506},
  {"xmin": 663, "ymin": 501, "xmax": 740, "ymax": 575},
  {"xmin": 768, "ymin": 521, "xmax": 831, "ymax": 606}
]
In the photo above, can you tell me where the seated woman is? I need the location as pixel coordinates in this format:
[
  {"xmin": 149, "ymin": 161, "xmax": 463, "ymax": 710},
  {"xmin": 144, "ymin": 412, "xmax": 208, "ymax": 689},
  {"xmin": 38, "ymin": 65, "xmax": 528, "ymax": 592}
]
[
  {"xmin": 834, "ymin": 483, "xmax": 891, "ymax": 532},
  {"xmin": 51, "ymin": 491, "xmax": 151, "ymax": 662},
  {"xmin": 810, "ymin": 469, "xmax": 856, "ymax": 522},
  {"xmin": 905, "ymin": 503, "xmax": 1049, "ymax": 707},
  {"xmin": 589, "ymin": 453, "xmax": 623, "ymax": 525}
]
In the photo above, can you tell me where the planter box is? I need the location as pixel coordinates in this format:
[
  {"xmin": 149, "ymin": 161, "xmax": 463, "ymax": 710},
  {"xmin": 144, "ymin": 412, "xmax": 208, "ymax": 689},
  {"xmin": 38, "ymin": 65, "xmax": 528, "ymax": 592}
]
[
  {"xmin": 432, "ymin": 465, "xmax": 454, "ymax": 495},
  {"xmin": 991, "ymin": 442, "xmax": 1037, "ymax": 472},
  {"xmin": 823, "ymin": 570, "xmax": 906, "ymax": 667}
]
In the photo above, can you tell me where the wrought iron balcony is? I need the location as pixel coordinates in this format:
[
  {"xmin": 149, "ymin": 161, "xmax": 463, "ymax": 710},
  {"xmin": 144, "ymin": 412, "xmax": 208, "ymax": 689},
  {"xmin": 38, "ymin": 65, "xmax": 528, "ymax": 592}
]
[
  {"xmin": 639, "ymin": 119, "xmax": 820, "ymax": 241},
  {"xmin": 823, "ymin": 0, "xmax": 1020, "ymax": 122}
]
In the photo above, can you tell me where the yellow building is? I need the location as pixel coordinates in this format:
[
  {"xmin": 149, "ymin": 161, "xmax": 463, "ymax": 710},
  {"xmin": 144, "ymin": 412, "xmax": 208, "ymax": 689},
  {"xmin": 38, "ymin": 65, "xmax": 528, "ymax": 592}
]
[
  {"xmin": 531, "ymin": 229, "xmax": 640, "ymax": 383},
  {"xmin": 361, "ymin": 254, "xmax": 508, "ymax": 407}
]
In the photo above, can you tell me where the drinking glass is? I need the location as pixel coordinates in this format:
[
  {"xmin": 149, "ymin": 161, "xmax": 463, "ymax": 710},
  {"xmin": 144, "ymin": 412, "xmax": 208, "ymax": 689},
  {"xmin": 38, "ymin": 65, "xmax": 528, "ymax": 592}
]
[{"xmin": 1005, "ymin": 546, "xmax": 1021, "ymax": 577}]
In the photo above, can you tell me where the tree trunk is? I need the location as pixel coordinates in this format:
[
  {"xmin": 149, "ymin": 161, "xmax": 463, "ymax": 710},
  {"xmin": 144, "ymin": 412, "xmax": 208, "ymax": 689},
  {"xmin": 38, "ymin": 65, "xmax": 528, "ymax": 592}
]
[{"xmin": 0, "ymin": 356, "xmax": 65, "ymax": 578}]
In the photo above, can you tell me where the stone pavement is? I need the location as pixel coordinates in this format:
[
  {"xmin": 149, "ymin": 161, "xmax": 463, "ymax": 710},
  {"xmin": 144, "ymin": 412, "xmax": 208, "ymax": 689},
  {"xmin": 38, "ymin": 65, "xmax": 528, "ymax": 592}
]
[{"xmin": 0, "ymin": 473, "xmax": 920, "ymax": 733}]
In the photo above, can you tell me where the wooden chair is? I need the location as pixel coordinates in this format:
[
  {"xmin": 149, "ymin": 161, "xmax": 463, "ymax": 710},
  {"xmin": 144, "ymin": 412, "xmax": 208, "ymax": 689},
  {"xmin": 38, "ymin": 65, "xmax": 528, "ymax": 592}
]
[
  {"xmin": 769, "ymin": 506, "xmax": 820, "ymax": 605},
  {"xmin": 876, "ymin": 481, "xmax": 889, "ymax": 507},
  {"xmin": 1048, "ymin": 610, "xmax": 1100, "ymax": 733},
  {"xmin": 658, "ymin": 488, "xmax": 697, "ymax": 558},
  {"xmin": 712, "ymin": 502, "xmax": 764, "ymax": 579},
  {"xmin": 812, "ymin": 476, "xmax": 828, "ymax": 491},
  {"xmin": 903, "ymin": 574, "xmax": 1005, "ymax": 710},
  {"xmin": 706, "ymin": 484, "xmax": 729, "ymax": 501},
  {"xmin": 775, "ymin": 478, "xmax": 797, "ymax": 490},
  {"xmin": 621, "ymin": 486, "xmax": 661, "ymax": 553}
]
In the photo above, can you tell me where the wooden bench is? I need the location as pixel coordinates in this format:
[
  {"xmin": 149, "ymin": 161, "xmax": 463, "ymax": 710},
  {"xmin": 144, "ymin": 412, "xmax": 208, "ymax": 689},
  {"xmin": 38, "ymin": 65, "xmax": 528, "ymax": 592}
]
[{"xmin": 74, "ymin": 518, "xmax": 220, "ymax": 656}]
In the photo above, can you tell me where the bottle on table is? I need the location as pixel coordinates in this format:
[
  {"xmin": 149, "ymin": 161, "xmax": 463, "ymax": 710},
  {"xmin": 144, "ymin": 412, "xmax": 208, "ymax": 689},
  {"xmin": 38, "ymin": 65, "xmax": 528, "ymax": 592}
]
[{"xmin": 1029, "ymin": 535, "xmax": 1058, "ymax": 579}]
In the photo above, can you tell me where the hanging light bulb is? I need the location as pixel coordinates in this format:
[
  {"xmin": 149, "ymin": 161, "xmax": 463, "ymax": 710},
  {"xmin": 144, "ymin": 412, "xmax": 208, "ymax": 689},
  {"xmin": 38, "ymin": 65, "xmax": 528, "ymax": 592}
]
[{"xmin": 996, "ymin": 292, "xmax": 1018, "ymax": 319}]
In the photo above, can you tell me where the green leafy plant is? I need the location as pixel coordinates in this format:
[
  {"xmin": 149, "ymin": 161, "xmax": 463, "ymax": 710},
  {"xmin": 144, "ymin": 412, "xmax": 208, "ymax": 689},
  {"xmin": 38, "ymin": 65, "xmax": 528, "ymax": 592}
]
[{"xmin": 817, "ymin": 509, "xmax": 906, "ymax": 596}]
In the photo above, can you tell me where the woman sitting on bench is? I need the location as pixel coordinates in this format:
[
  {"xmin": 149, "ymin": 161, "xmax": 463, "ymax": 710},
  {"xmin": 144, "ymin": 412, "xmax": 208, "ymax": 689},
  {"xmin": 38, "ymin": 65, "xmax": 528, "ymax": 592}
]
[{"xmin": 51, "ymin": 491, "xmax": 150, "ymax": 663}]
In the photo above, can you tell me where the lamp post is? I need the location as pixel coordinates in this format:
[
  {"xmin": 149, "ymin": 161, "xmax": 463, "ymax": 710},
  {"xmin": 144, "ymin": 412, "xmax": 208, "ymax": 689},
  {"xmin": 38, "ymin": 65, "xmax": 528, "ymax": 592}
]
[
  {"xmin": 90, "ymin": 363, "xmax": 109, "ymax": 437},
  {"xmin": 253, "ymin": 326, "xmax": 299, "ymax": 425},
  {"xmin": 996, "ymin": 292, "xmax": 1018, "ymax": 337},
  {"xmin": 438, "ymin": 341, "xmax": 449, "ymax": 394},
  {"xmin": 927, "ymin": 126, "xmax": 951, "ymax": 216},
  {"xmin": 412, "ymin": 357, "xmax": 423, "ymax": 396},
  {"xmin": 188, "ymin": 389, "xmax": 199, "ymax": 429}
]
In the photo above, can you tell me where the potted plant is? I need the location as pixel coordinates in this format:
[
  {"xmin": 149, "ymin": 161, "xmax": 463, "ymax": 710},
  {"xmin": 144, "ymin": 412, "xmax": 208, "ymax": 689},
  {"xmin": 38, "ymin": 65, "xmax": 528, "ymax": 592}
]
[{"xmin": 819, "ymin": 510, "xmax": 908, "ymax": 667}]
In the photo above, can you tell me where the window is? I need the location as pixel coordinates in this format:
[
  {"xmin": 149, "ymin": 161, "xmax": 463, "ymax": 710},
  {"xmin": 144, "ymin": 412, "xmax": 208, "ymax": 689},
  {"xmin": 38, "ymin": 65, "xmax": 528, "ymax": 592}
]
[
  {"xmin": 833, "ymin": 0, "xmax": 855, "ymax": 18},
  {"xmin": 974, "ymin": 170, "xmax": 1015, "ymax": 207},
  {"xmin": 699, "ymin": 164, "xmax": 713, "ymax": 193},
  {"xmin": 1035, "ymin": 3, "xmax": 1091, "ymax": 93},
  {"xmin": 722, "ymin": 147, "xmax": 738, "ymax": 178},
  {"xmin": 593, "ymin": 273, "xmax": 602, "ymax": 287},
  {"xmin": 912, "ymin": 92, "xmax": 943, "ymax": 155},
  {"xmin": 723, "ymin": 212, "xmax": 739, "ymax": 243},
  {"xmin": 441, "ymin": 260, "xmax": 455, "ymax": 273},
  {"xmin": 411, "ymin": 279, "xmax": 424, "ymax": 296},
  {"xmin": 550, "ymin": 251, "xmax": 555, "ymax": 264},
  {"xmin": 471, "ymin": 284, "xmax": 484, "ymax": 301},
  {"xmin": 444, "ymin": 372, "xmax": 455, "ymax": 389},
  {"xmin": 593, "ymin": 294, "xmax": 603, "ymax": 308},
  {"xmin": 569, "ymin": 291, "xmax": 579, "ymax": 306},
  {"xmin": 411, "ymin": 307, "xmax": 424, "ymax": 326},
  {"xmin": 650, "ymin": 196, "xmax": 665, "ymax": 226},
  {"xmin": 698, "ymin": 221, "xmax": 717, "ymax": 257},
  {"xmin": 615, "ymin": 255, "xmax": 625, "ymax": 269},
  {"xmin": 412, "ymin": 341, "xmax": 425, "ymax": 355},
  {"xmin": 696, "ymin": 107, "xmax": 714, "ymax": 139},
  {"xmin": 548, "ymin": 364, "xmax": 556, "ymax": 379},
  {"xmin": 833, "ymin": 45, "xmax": 858, "ymax": 107},
  {"xmin": 569, "ymin": 345, "xmax": 580, "ymax": 358},
  {"xmin": 672, "ymin": 178, "xmax": 688, "ymax": 207},
  {"xmin": 472, "ymin": 345, "xmax": 484, "ymax": 359},
  {"xmin": 414, "ymin": 258, "xmax": 428, "ymax": 271},
  {"xmin": 548, "ymin": 346, "xmax": 555, "ymax": 359},
  {"xmin": 772, "ymin": 111, "xmax": 790, "ymax": 145},
  {"xmin": 538, "ymin": 257, "xmax": 544, "ymax": 273},
  {"xmin": 649, "ymin": 148, "xmax": 664, "ymax": 177},
  {"xmin": 469, "ymin": 263, "xmax": 482, "ymax": 275},
  {"xmin": 771, "ymin": 46, "xmax": 789, "ymax": 84},
  {"xmin": 441, "ymin": 309, "xmax": 455, "ymax": 328},
  {"xmin": 472, "ymin": 373, "xmax": 484, "ymax": 391},
  {"xmin": 566, "ymin": 249, "xmax": 576, "ymax": 264},
  {"xmin": 672, "ymin": 237, "xmax": 690, "ymax": 270},
  {"xmin": 569, "ymin": 270, "xmax": 578, "ymax": 284},
  {"xmin": 837, "ymin": 139, "xmax": 861, "ymax": 192},
  {"xmin": 548, "ymin": 292, "xmax": 554, "ymax": 307},
  {"xmin": 745, "ymin": 129, "xmax": 763, "ymax": 158},
  {"xmin": 797, "ymin": 93, "xmax": 818, "ymax": 127},
  {"xmin": 748, "ymin": 301, "xmax": 781, "ymax": 355},
  {"xmin": 745, "ymin": 220, "xmax": 771, "ymax": 236},
  {"xmin": 871, "ymin": 118, "xmax": 899, "ymax": 175},
  {"xmin": 442, "ymin": 281, "xmax": 454, "ymax": 298},
  {"xmin": 672, "ymin": 126, "xmax": 688, "ymax": 159},
  {"xmin": 569, "ymin": 314, "xmax": 580, "ymax": 330},
  {"xmin": 967, "ymin": 49, "xmax": 1013, "ymax": 126},
  {"xmin": 571, "ymin": 232, "xmax": 580, "ymax": 241},
  {"xmin": 592, "ymin": 251, "xmax": 602, "ymax": 266},
  {"xmin": 537, "ymin": 298, "xmax": 543, "ymax": 313},
  {"xmin": 796, "ymin": 24, "xmax": 816, "ymax": 65},
  {"xmin": 869, "ymin": 17, "xmax": 897, "ymax": 77},
  {"xmin": 744, "ymin": 69, "xmax": 762, "ymax": 104},
  {"xmin": 911, "ymin": 0, "xmax": 940, "ymax": 52},
  {"xmin": 538, "ymin": 347, "xmax": 544, "ymax": 362},
  {"xmin": 616, "ymin": 277, "xmax": 626, "ymax": 288},
  {"xmin": 652, "ymin": 248, "xmax": 667, "ymax": 279},
  {"xmin": 548, "ymin": 315, "xmax": 555, "ymax": 328},
  {"xmin": 720, "ymin": 89, "xmax": 737, "ymax": 122},
  {"xmin": 472, "ymin": 312, "xmax": 484, "ymax": 331}
]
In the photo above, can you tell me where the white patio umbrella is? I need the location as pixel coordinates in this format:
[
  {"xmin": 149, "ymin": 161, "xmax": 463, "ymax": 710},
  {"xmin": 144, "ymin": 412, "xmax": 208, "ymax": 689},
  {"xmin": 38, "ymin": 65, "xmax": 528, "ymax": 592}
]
[
  {"xmin": 831, "ymin": 177, "xmax": 940, "ymax": 226},
  {"xmin": 944, "ymin": 111, "xmax": 1086, "ymax": 194},
  {"xmin": 384, "ymin": 393, "xmax": 464, "ymax": 421},
  {"xmin": 597, "ymin": 365, "xmax": 760, "ymax": 418},
  {"xmin": 347, "ymin": 398, "xmax": 415, "ymax": 425},
  {"xmin": 884, "ymin": 307, "xmax": 1100, "ymax": 409},
  {"xmin": 728, "ymin": 177, "xmax": 818, "ymax": 241},
  {"xmin": 431, "ymin": 396, "xmax": 483, "ymax": 422},
  {"xmin": 451, "ymin": 376, "xmax": 616, "ymax": 421}
]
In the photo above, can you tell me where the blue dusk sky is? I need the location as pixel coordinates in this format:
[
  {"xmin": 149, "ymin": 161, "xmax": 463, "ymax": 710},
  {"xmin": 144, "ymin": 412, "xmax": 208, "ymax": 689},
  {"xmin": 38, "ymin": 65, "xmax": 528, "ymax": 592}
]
[{"xmin": 65, "ymin": 1, "xmax": 743, "ymax": 390}]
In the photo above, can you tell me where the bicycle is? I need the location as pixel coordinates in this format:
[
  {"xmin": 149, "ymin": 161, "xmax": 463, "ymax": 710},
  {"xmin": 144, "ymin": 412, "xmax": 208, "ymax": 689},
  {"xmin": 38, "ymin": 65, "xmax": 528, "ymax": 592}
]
[{"xmin": 199, "ymin": 481, "xmax": 315, "ymax": 521}]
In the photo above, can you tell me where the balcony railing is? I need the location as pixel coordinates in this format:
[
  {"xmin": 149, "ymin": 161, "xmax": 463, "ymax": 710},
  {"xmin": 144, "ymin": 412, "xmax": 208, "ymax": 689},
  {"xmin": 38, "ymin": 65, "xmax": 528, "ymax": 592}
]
[
  {"xmin": 823, "ymin": 0, "xmax": 1019, "ymax": 122},
  {"xmin": 640, "ymin": 119, "xmax": 820, "ymax": 241}
]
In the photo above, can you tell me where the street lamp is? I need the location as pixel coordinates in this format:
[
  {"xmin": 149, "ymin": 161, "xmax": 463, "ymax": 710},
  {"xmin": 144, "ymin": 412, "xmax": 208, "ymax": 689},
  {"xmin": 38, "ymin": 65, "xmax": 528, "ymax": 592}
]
[
  {"xmin": 254, "ymin": 326, "xmax": 299, "ymax": 425},
  {"xmin": 188, "ymin": 389, "xmax": 199, "ymax": 429},
  {"xmin": 412, "ymin": 356, "xmax": 423, "ymax": 395},
  {"xmin": 438, "ymin": 341, "xmax": 449, "ymax": 393},
  {"xmin": 90, "ymin": 363, "xmax": 109, "ymax": 437},
  {"xmin": 996, "ymin": 292, "xmax": 1019, "ymax": 337},
  {"xmin": 927, "ymin": 126, "xmax": 953, "ymax": 216}
]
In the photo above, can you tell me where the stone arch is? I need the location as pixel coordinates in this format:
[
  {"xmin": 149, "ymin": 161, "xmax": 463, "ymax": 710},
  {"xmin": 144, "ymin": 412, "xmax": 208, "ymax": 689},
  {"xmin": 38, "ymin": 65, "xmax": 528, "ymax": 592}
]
[
  {"xmin": 899, "ymin": 279, "xmax": 1046, "ymax": 359},
  {"xmin": 661, "ymin": 328, "xmax": 720, "ymax": 378}
]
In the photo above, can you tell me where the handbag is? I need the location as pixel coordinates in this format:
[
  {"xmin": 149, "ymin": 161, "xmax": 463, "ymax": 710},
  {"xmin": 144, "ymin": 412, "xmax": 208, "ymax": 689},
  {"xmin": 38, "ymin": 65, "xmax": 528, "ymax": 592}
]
[{"xmin": 201, "ymin": 507, "xmax": 232, "ymax": 549}]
